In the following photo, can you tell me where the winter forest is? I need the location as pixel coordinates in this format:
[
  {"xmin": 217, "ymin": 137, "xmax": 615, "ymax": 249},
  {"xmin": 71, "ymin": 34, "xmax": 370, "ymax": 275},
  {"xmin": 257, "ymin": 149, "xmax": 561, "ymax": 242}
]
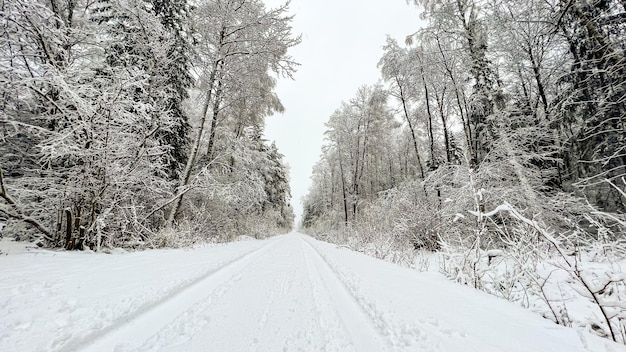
[
  {"xmin": 2, "ymin": 0, "xmax": 626, "ymax": 348},
  {"xmin": 0, "ymin": 0, "xmax": 298, "ymax": 248},
  {"xmin": 300, "ymin": 0, "xmax": 626, "ymax": 344}
]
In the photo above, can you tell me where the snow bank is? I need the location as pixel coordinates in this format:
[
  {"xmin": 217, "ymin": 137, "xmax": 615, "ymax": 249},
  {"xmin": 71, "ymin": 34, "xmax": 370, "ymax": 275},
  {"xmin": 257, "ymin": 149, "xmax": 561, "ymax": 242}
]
[{"xmin": 0, "ymin": 239, "xmax": 268, "ymax": 351}]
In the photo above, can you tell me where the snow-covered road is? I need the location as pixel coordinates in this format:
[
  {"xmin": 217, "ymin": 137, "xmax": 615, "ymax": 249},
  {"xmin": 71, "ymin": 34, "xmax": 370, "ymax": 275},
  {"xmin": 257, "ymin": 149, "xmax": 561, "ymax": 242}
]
[{"xmin": 1, "ymin": 234, "xmax": 624, "ymax": 352}]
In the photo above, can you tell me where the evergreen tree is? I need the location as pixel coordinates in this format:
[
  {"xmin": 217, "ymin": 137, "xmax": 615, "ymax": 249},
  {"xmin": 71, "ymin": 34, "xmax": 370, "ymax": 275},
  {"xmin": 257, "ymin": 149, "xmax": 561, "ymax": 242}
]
[
  {"xmin": 93, "ymin": 0, "xmax": 192, "ymax": 178},
  {"xmin": 150, "ymin": 0, "xmax": 194, "ymax": 177},
  {"xmin": 556, "ymin": 0, "xmax": 626, "ymax": 211}
]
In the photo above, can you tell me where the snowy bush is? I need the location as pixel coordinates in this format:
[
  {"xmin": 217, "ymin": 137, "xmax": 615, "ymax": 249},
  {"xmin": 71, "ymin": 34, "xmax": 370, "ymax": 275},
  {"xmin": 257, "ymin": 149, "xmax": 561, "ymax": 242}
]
[{"xmin": 439, "ymin": 202, "xmax": 626, "ymax": 343}]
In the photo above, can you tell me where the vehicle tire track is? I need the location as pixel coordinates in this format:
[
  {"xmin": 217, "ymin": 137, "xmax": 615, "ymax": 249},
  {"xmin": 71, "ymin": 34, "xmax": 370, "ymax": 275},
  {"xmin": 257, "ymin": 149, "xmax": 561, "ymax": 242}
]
[
  {"xmin": 302, "ymin": 236, "xmax": 448, "ymax": 351},
  {"xmin": 300, "ymin": 236, "xmax": 388, "ymax": 352},
  {"xmin": 301, "ymin": 239, "xmax": 346, "ymax": 350},
  {"xmin": 62, "ymin": 238, "xmax": 281, "ymax": 352}
]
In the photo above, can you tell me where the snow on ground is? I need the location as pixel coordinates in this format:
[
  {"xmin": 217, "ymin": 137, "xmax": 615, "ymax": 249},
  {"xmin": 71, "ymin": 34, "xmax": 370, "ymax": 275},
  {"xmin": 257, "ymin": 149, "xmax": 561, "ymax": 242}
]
[{"xmin": 1, "ymin": 233, "xmax": 625, "ymax": 352}]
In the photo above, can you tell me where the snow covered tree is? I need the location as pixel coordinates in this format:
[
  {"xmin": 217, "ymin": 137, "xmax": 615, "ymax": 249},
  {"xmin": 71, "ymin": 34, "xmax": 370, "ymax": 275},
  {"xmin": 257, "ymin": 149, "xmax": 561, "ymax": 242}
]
[
  {"xmin": 0, "ymin": 0, "xmax": 182, "ymax": 247},
  {"xmin": 410, "ymin": 0, "xmax": 503, "ymax": 167},
  {"xmin": 90, "ymin": 0, "xmax": 194, "ymax": 179},
  {"xmin": 325, "ymin": 86, "xmax": 395, "ymax": 222},
  {"xmin": 554, "ymin": 0, "xmax": 626, "ymax": 212},
  {"xmin": 379, "ymin": 37, "xmax": 426, "ymax": 179},
  {"xmin": 303, "ymin": 85, "xmax": 400, "ymax": 228},
  {"xmin": 167, "ymin": 0, "xmax": 300, "ymax": 225},
  {"xmin": 259, "ymin": 141, "xmax": 293, "ymax": 228},
  {"xmin": 149, "ymin": 0, "xmax": 195, "ymax": 177}
]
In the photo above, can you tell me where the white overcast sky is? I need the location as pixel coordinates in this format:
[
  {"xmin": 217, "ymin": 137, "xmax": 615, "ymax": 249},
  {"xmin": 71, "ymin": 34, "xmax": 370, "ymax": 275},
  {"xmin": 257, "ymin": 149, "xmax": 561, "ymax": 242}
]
[{"xmin": 262, "ymin": 0, "xmax": 423, "ymax": 221}]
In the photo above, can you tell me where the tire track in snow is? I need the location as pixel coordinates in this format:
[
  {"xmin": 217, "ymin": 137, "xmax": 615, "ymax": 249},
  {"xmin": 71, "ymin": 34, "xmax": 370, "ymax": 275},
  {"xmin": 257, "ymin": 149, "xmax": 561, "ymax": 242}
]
[
  {"xmin": 302, "ymin": 237, "xmax": 448, "ymax": 351},
  {"xmin": 302, "ymin": 237, "xmax": 456, "ymax": 352},
  {"xmin": 300, "ymin": 236, "xmax": 388, "ymax": 352},
  {"xmin": 61, "ymin": 238, "xmax": 281, "ymax": 352},
  {"xmin": 250, "ymin": 240, "xmax": 319, "ymax": 352},
  {"xmin": 301, "ymin": 239, "xmax": 349, "ymax": 350},
  {"xmin": 248, "ymin": 261, "xmax": 285, "ymax": 352}
]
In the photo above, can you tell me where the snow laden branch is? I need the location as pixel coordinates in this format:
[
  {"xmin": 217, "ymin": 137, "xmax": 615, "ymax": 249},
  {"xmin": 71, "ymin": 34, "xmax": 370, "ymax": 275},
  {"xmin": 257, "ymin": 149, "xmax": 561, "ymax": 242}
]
[
  {"xmin": 0, "ymin": 163, "xmax": 53, "ymax": 241},
  {"xmin": 472, "ymin": 202, "xmax": 626, "ymax": 343},
  {"xmin": 469, "ymin": 203, "xmax": 572, "ymax": 264}
]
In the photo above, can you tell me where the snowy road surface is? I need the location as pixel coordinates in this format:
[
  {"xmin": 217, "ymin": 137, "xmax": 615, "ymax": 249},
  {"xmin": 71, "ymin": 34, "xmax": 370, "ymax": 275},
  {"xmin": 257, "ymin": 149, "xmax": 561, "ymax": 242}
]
[{"xmin": 1, "ymin": 234, "xmax": 624, "ymax": 352}]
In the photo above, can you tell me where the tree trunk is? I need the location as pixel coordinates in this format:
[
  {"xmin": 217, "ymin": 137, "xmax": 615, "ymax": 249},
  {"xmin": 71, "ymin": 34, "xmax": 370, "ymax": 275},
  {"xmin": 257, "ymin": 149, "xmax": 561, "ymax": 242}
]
[
  {"xmin": 338, "ymin": 146, "xmax": 349, "ymax": 226},
  {"xmin": 166, "ymin": 58, "xmax": 222, "ymax": 226},
  {"xmin": 418, "ymin": 59, "xmax": 436, "ymax": 168},
  {"xmin": 435, "ymin": 86, "xmax": 452, "ymax": 163},
  {"xmin": 396, "ymin": 75, "xmax": 425, "ymax": 178},
  {"xmin": 64, "ymin": 209, "xmax": 73, "ymax": 250},
  {"xmin": 206, "ymin": 60, "xmax": 226, "ymax": 161},
  {"xmin": 435, "ymin": 36, "xmax": 472, "ymax": 159}
]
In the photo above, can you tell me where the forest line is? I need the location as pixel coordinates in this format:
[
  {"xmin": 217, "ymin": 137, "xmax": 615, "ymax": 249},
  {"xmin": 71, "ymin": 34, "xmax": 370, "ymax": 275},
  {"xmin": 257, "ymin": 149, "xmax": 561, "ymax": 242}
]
[{"xmin": 0, "ymin": 0, "xmax": 299, "ymax": 248}]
